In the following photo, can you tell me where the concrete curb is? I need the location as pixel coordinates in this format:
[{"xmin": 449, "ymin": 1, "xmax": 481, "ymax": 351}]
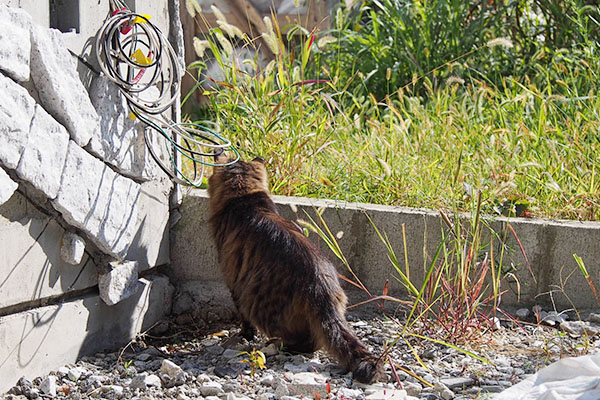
[{"xmin": 170, "ymin": 190, "xmax": 600, "ymax": 311}]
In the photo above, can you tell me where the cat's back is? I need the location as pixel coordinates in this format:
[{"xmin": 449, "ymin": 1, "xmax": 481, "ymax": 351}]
[{"xmin": 211, "ymin": 191, "xmax": 325, "ymax": 278}]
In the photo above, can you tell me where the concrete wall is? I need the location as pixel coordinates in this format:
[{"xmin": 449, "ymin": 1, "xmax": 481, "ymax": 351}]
[
  {"xmin": 0, "ymin": 1, "xmax": 182, "ymax": 392},
  {"xmin": 170, "ymin": 190, "xmax": 600, "ymax": 317}
]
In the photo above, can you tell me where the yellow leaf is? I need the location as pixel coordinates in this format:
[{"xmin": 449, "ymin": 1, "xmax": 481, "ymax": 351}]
[
  {"xmin": 319, "ymin": 175, "xmax": 333, "ymax": 186},
  {"xmin": 256, "ymin": 350, "xmax": 266, "ymax": 369}
]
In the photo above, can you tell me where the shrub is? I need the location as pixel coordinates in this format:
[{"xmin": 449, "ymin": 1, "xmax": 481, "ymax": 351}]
[{"xmin": 312, "ymin": 0, "xmax": 600, "ymax": 99}]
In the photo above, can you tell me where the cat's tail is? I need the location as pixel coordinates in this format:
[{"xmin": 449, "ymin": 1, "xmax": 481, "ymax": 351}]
[{"xmin": 313, "ymin": 299, "xmax": 384, "ymax": 383}]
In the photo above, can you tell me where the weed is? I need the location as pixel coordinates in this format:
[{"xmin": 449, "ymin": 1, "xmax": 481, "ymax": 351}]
[
  {"xmin": 237, "ymin": 349, "xmax": 266, "ymax": 376},
  {"xmin": 184, "ymin": 8, "xmax": 599, "ymax": 221},
  {"xmin": 297, "ymin": 192, "xmax": 517, "ymax": 371},
  {"xmin": 573, "ymin": 254, "xmax": 600, "ymax": 308},
  {"xmin": 312, "ymin": 0, "xmax": 600, "ymax": 99}
]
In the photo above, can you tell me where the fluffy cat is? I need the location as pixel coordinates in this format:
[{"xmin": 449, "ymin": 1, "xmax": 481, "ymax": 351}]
[{"xmin": 207, "ymin": 154, "xmax": 384, "ymax": 383}]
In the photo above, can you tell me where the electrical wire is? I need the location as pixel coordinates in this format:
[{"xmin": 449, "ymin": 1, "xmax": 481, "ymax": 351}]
[{"xmin": 96, "ymin": 2, "xmax": 238, "ymax": 187}]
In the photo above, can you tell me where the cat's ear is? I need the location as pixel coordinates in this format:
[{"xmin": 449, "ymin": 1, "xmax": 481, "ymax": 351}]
[
  {"xmin": 214, "ymin": 150, "xmax": 231, "ymax": 165},
  {"xmin": 252, "ymin": 156, "xmax": 266, "ymax": 164}
]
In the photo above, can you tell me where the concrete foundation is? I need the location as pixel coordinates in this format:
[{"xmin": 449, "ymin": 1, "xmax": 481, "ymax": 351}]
[
  {"xmin": 0, "ymin": 0, "xmax": 179, "ymax": 393},
  {"xmin": 0, "ymin": 192, "xmax": 98, "ymax": 309},
  {"xmin": 170, "ymin": 190, "xmax": 600, "ymax": 312},
  {"xmin": 0, "ymin": 274, "xmax": 173, "ymax": 393}
]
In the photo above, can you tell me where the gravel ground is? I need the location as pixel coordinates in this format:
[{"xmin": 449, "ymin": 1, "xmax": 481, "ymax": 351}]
[{"xmin": 3, "ymin": 305, "xmax": 600, "ymax": 400}]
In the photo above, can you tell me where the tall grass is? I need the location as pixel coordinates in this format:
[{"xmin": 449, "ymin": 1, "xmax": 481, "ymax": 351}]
[
  {"xmin": 313, "ymin": 0, "xmax": 600, "ymax": 99},
  {"xmin": 299, "ymin": 191, "xmax": 513, "ymax": 351},
  {"xmin": 184, "ymin": 2, "xmax": 600, "ymax": 221}
]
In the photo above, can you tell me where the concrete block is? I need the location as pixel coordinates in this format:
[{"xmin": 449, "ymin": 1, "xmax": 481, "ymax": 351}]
[
  {"xmin": 58, "ymin": 2, "xmax": 109, "ymax": 60},
  {"xmin": 0, "ymin": 5, "xmax": 32, "ymax": 82},
  {"xmin": 170, "ymin": 190, "xmax": 600, "ymax": 310},
  {"xmin": 0, "ymin": 192, "xmax": 98, "ymax": 308},
  {"xmin": 125, "ymin": 179, "xmax": 172, "ymax": 268},
  {"xmin": 87, "ymin": 74, "xmax": 152, "ymax": 180},
  {"xmin": 0, "ymin": 274, "xmax": 174, "ymax": 393},
  {"xmin": 15, "ymin": 104, "xmax": 70, "ymax": 199},
  {"xmin": 0, "ymin": 0, "xmax": 49, "ymax": 28},
  {"xmin": 60, "ymin": 232, "xmax": 86, "ymax": 265},
  {"xmin": 30, "ymin": 23, "xmax": 98, "ymax": 147},
  {"xmin": 98, "ymin": 261, "xmax": 142, "ymax": 306},
  {"xmin": 0, "ymin": 72, "xmax": 35, "ymax": 169},
  {"xmin": 492, "ymin": 218, "xmax": 600, "ymax": 308},
  {"xmin": 0, "ymin": 167, "xmax": 18, "ymax": 205},
  {"xmin": 172, "ymin": 280, "xmax": 235, "ymax": 321},
  {"xmin": 53, "ymin": 141, "xmax": 141, "ymax": 259}
]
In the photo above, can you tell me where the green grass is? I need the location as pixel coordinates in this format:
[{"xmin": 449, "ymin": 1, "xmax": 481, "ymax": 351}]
[{"xmin": 184, "ymin": 6, "xmax": 600, "ymax": 221}]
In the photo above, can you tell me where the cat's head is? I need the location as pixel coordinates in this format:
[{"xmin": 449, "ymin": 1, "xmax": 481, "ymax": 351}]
[{"xmin": 208, "ymin": 152, "xmax": 269, "ymax": 205}]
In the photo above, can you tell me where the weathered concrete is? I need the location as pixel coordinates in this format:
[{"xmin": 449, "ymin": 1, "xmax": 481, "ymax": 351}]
[
  {"xmin": 30, "ymin": 23, "xmax": 99, "ymax": 147},
  {"xmin": 0, "ymin": 5, "xmax": 31, "ymax": 82},
  {"xmin": 0, "ymin": 167, "xmax": 17, "ymax": 205},
  {"xmin": 53, "ymin": 141, "xmax": 141, "ymax": 259},
  {"xmin": 126, "ymin": 179, "xmax": 172, "ymax": 268},
  {"xmin": 0, "ymin": 192, "xmax": 98, "ymax": 309},
  {"xmin": 59, "ymin": 1, "xmax": 171, "ymax": 65},
  {"xmin": 15, "ymin": 104, "xmax": 70, "ymax": 199},
  {"xmin": 0, "ymin": 0, "xmax": 48, "ymax": 29},
  {"xmin": 0, "ymin": 72, "xmax": 35, "ymax": 170},
  {"xmin": 170, "ymin": 190, "xmax": 600, "ymax": 310},
  {"xmin": 98, "ymin": 261, "xmax": 142, "ymax": 306},
  {"xmin": 60, "ymin": 232, "xmax": 86, "ymax": 265},
  {"xmin": 0, "ymin": 1, "xmax": 176, "ymax": 393},
  {"xmin": 88, "ymin": 75, "xmax": 150, "ymax": 180},
  {"xmin": 0, "ymin": 274, "xmax": 174, "ymax": 393}
]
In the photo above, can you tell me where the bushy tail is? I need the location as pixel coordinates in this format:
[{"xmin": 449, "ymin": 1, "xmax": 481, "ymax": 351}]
[{"xmin": 315, "ymin": 308, "xmax": 384, "ymax": 383}]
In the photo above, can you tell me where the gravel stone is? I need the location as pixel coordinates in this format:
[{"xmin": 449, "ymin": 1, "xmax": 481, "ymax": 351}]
[
  {"xmin": 68, "ymin": 367, "xmax": 83, "ymax": 381},
  {"xmin": 439, "ymin": 377, "xmax": 474, "ymax": 390},
  {"xmin": 260, "ymin": 343, "xmax": 279, "ymax": 357},
  {"xmin": 130, "ymin": 373, "xmax": 161, "ymax": 390},
  {"xmin": 403, "ymin": 381, "xmax": 423, "ymax": 396},
  {"xmin": 434, "ymin": 381, "xmax": 454, "ymax": 400},
  {"xmin": 515, "ymin": 308, "xmax": 531, "ymax": 320},
  {"xmin": 160, "ymin": 359, "xmax": 183, "ymax": 378},
  {"xmin": 560, "ymin": 321, "xmax": 600, "ymax": 337},
  {"xmin": 199, "ymin": 381, "xmax": 224, "ymax": 396},
  {"xmin": 337, "ymin": 387, "xmax": 363, "ymax": 398},
  {"xmin": 39, "ymin": 376, "xmax": 56, "ymax": 397},
  {"xmin": 206, "ymin": 345, "xmax": 225, "ymax": 355},
  {"xmin": 287, "ymin": 372, "xmax": 328, "ymax": 397},
  {"xmin": 587, "ymin": 313, "xmax": 600, "ymax": 323},
  {"xmin": 222, "ymin": 349, "xmax": 241, "ymax": 359},
  {"xmin": 3, "ymin": 309, "xmax": 600, "ymax": 400}
]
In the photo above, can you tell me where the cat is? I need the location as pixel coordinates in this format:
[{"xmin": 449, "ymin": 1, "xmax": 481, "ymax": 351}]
[{"xmin": 207, "ymin": 154, "xmax": 384, "ymax": 384}]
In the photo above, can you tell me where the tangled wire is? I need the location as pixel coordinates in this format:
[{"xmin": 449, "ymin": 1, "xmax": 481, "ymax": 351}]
[{"xmin": 96, "ymin": 0, "xmax": 238, "ymax": 186}]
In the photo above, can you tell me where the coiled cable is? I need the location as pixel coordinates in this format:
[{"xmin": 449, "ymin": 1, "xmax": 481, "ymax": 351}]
[{"xmin": 96, "ymin": 0, "xmax": 238, "ymax": 186}]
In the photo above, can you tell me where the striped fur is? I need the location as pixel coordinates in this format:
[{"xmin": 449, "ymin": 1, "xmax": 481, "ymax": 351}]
[{"xmin": 207, "ymin": 156, "xmax": 384, "ymax": 383}]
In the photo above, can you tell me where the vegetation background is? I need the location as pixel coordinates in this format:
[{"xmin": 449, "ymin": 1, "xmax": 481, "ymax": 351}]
[{"xmin": 185, "ymin": 0, "xmax": 600, "ymax": 221}]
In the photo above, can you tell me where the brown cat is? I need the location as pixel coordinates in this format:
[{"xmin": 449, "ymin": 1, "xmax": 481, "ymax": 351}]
[{"xmin": 207, "ymin": 154, "xmax": 384, "ymax": 384}]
